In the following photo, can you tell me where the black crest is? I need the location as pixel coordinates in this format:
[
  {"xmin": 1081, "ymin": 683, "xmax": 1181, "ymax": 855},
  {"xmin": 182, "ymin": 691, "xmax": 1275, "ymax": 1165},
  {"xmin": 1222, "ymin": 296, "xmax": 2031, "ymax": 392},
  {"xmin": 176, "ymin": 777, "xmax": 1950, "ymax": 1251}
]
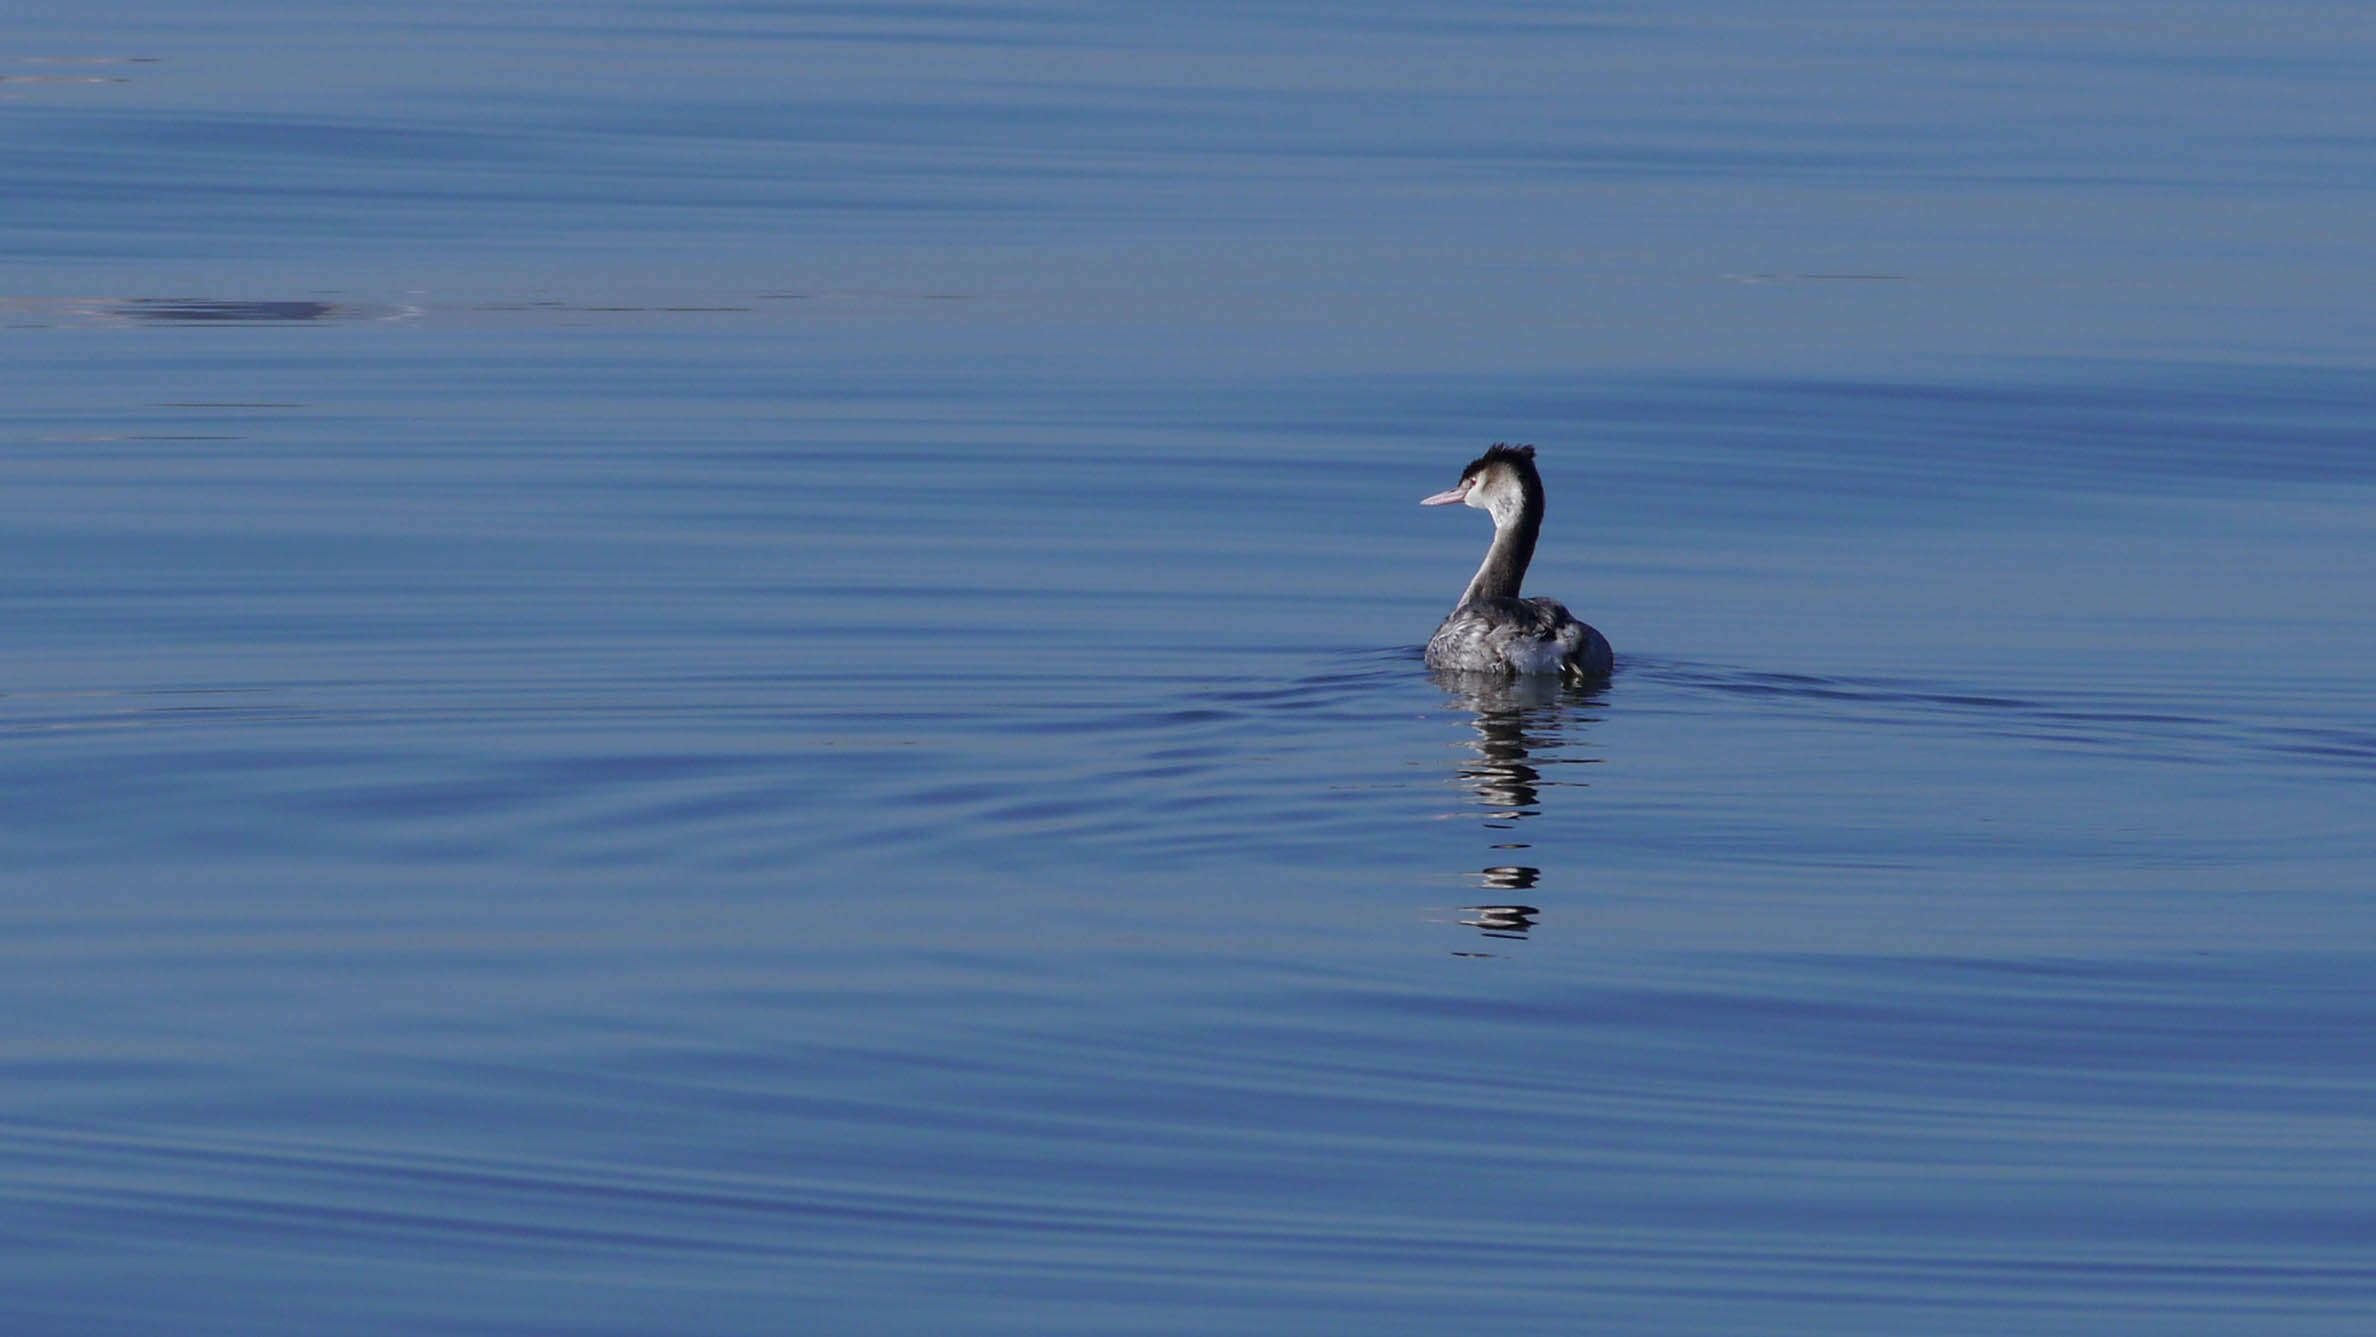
[{"xmin": 1461, "ymin": 442, "xmax": 1539, "ymax": 480}]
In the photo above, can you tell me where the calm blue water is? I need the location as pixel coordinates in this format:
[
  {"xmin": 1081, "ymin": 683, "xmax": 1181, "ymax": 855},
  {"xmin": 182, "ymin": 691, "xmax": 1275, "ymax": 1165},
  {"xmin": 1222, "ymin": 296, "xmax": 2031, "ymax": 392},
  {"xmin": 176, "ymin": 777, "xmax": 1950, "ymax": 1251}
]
[{"xmin": 6, "ymin": 3, "xmax": 2375, "ymax": 1333}]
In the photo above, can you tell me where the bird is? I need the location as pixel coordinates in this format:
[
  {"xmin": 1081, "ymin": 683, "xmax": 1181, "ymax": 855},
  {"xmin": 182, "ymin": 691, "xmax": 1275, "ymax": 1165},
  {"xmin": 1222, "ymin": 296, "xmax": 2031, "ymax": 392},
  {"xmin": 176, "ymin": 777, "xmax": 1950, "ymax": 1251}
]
[{"xmin": 1420, "ymin": 443, "xmax": 1613, "ymax": 678}]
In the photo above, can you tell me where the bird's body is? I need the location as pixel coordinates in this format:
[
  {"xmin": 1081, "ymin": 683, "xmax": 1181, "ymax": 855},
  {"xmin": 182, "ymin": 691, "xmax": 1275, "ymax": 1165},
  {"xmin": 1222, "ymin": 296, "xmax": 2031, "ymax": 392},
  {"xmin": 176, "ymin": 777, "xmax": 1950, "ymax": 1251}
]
[
  {"xmin": 1427, "ymin": 595, "xmax": 1603, "ymax": 676},
  {"xmin": 1420, "ymin": 444, "xmax": 1612, "ymax": 678}
]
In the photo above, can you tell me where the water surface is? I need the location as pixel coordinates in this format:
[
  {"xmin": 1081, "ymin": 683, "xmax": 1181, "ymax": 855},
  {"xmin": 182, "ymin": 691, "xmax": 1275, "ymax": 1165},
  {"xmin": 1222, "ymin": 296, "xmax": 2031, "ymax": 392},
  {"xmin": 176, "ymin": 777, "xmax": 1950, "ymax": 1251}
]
[{"xmin": 5, "ymin": 3, "xmax": 2375, "ymax": 1333}]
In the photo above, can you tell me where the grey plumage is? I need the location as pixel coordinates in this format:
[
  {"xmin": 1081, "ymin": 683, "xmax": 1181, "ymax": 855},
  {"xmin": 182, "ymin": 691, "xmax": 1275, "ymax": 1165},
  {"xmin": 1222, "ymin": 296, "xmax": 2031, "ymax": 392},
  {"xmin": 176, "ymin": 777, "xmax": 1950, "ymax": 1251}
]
[{"xmin": 1420, "ymin": 445, "xmax": 1613, "ymax": 678}]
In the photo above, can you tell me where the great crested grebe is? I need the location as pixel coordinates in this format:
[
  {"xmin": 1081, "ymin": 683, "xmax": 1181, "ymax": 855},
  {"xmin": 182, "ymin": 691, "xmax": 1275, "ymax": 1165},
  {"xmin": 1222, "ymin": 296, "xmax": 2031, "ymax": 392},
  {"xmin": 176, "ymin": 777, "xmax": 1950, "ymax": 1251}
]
[{"xmin": 1420, "ymin": 443, "xmax": 1613, "ymax": 678}]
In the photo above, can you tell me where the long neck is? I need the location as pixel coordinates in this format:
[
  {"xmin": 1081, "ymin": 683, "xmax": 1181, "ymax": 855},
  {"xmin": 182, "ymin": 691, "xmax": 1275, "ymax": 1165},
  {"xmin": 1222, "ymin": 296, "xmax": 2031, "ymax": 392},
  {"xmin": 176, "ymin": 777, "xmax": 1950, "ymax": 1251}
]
[{"xmin": 1458, "ymin": 492, "xmax": 1541, "ymax": 605}]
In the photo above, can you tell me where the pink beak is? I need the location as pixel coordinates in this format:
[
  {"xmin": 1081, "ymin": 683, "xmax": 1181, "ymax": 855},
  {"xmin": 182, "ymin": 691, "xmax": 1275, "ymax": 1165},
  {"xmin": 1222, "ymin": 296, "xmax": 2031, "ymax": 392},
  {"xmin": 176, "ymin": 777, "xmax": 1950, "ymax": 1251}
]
[{"xmin": 1420, "ymin": 482, "xmax": 1470, "ymax": 506}]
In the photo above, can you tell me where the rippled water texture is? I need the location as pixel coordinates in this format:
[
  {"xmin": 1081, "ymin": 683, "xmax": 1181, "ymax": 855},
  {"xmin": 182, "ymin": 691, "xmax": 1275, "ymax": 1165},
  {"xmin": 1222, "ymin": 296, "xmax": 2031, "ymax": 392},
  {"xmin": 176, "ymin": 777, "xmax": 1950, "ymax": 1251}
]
[{"xmin": 5, "ymin": 3, "xmax": 2374, "ymax": 1334}]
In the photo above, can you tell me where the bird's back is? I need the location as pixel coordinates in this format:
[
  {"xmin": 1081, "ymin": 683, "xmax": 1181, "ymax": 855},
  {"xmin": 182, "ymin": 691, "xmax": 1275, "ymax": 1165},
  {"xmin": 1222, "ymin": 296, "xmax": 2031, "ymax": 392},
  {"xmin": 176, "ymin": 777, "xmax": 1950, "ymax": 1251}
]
[{"xmin": 1426, "ymin": 596, "xmax": 1611, "ymax": 678}]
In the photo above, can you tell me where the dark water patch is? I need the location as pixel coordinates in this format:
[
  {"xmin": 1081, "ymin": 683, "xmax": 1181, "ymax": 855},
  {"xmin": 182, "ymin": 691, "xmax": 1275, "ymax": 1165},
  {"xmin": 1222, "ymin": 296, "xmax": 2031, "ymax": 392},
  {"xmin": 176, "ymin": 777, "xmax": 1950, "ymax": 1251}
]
[
  {"xmin": 118, "ymin": 299, "xmax": 344, "ymax": 323},
  {"xmin": 4, "ymin": 297, "xmax": 425, "ymax": 327}
]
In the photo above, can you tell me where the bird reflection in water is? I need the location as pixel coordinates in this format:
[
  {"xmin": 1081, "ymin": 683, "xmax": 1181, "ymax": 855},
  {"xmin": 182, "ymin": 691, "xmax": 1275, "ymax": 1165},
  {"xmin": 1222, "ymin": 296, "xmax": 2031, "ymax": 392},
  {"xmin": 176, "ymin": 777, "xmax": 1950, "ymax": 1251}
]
[{"xmin": 1431, "ymin": 669, "xmax": 1607, "ymax": 946}]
